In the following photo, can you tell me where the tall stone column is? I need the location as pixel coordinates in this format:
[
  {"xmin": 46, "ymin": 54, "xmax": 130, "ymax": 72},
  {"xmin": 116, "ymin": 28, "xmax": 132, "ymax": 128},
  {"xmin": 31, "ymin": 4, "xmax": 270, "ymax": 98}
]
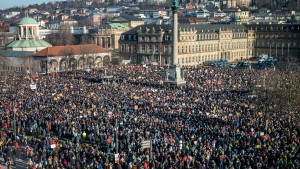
[
  {"xmin": 31, "ymin": 26, "xmax": 34, "ymax": 38},
  {"xmin": 172, "ymin": 9, "xmax": 178, "ymax": 65},
  {"xmin": 100, "ymin": 37, "xmax": 103, "ymax": 47},
  {"xmin": 20, "ymin": 26, "xmax": 23, "ymax": 39},
  {"xmin": 95, "ymin": 37, "xmax": 98, "ymax": 45},
  {"xmin": 163, "ymin": 0, "xmax": 186, "ymax": 87},
  {"xmin": 25, "ymin": 26, "xmax": 28, "ymax": 40}
]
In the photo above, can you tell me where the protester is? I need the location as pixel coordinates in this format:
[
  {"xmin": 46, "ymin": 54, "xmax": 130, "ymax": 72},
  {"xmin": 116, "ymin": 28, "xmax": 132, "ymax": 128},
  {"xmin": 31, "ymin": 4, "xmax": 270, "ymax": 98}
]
[{"xmin": 0, "ymin": 64, "xmax": 299, "ymax": 169}]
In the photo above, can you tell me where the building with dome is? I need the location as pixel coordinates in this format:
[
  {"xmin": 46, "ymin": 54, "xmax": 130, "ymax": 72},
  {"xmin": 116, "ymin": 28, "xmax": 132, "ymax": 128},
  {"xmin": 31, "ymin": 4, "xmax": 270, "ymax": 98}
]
[
  {"xmin": 1, "ymin": 16, "xmax": 52, "ymax": 74},
  {"xmin": 6, "ymin": 17, "xmax": 52, "ymax": 52}
]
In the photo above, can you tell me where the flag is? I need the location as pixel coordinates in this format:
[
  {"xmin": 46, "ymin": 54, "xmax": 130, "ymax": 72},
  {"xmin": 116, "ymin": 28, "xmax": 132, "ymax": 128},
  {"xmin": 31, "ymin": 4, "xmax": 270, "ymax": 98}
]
[{"xmin": 55, "ymin": 73, "xmax": 60, "ymax": 78}]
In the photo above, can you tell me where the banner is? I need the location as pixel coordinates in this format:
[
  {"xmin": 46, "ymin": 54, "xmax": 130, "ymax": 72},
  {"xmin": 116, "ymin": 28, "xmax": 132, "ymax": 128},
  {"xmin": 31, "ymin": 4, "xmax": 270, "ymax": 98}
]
[
  {"xmin": 30, "ymin": 84, "xmax": 37, "ymax": 90},
  {"xmin": 114, "ymin": 153, "xmax": 119, "ymax": 163}
]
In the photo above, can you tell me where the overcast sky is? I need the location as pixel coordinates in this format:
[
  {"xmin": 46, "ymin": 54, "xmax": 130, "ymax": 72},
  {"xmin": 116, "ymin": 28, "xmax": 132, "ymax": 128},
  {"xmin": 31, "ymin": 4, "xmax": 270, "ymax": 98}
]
[{"xmin": 1, "ymin": 0, "xmax": 56, "ymax": 10}]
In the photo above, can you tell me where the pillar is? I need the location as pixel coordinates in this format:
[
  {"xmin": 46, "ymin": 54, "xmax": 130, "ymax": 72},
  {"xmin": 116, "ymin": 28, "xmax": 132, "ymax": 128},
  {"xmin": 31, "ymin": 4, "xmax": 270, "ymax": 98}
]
[
  {"xmin": 20, "ymin": 26, "xmax": 23, "ymax": 39},
  {"xmin": 31, "ymin": 26, "xmax": 34, "ymax": 38},
  {"xmin": 100, "ymin": 37, "xmax": 103, "ymax": 47},
  {"xmin": 172, "ymin": 7, "xmax": 179, "ymax": 65},
  {"xmin": 26, "ymin": 26, "xmax": 28, "ymax": 40},
  {"xmin": 95, "ymin": 37, "xmax": 98, "ymax": 45}
]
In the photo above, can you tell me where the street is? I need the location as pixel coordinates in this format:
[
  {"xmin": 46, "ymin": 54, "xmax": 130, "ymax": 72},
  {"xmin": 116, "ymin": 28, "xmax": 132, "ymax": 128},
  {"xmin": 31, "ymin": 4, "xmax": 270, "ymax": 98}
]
[{"xmin": 0, "ymin": 157, "xmax": 27, "ymax": 169}]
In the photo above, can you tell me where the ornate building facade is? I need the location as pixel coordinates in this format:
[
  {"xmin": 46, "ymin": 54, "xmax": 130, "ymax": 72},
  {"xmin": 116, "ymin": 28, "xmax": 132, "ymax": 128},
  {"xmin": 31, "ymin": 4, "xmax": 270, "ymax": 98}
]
[
  {"xmin": 32, "ymin": 44, "xmax": 111, "ymax": 73},
  {"xmin": 252, "ymin": 24, "xmax": 300, "ymax": 61},
  {"xmin": 6, "ymin": 17, "xmax": 52, "ymax": 52},
  {"xmin": 119, "ymin": 24, "xmax": 255, "ymax": 65},
  {"xmin": 89, "ymin": 23, "xmax": 129, "ymax": 50},
  {"xmin": 1, "ymin": 16, "xmax": 52, "ymax": 74},
  {"xmin": 88, "ymin": 15, "xmax": 144, "ymax": 50}
]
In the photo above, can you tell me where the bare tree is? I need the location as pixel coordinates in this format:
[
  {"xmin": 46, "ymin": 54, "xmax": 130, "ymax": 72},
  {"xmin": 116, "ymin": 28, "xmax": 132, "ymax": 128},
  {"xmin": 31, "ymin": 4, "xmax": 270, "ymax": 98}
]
[
  {"xmin": 61, "ymin": 29, "xmax": 75, "ymax": 46},
  {"xmin": 79, "ymin": 35, "xmax": 90, "ymax": 44},
  {"xmin": 254, "ymin": 62, "xmax": 300, "ymax": 125},
  {"xmin": 0, "ymin": 50, "xmax": 9, "ymax": 84},
  {"xmin": 0, "ymin": 32, "xmax": 10, "ymax": 47},
  {"xmin": 44, "ymin": 26, "xmax": 75, "ymax": 46}
]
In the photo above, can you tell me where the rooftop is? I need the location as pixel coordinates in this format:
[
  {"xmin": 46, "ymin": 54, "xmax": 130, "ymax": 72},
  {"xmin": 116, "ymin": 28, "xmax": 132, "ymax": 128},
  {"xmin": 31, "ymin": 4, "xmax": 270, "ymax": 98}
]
[
  {"xmin": 18, "ymin": 17, "xmax": 38, "ymax": 25},
  {"xmin": 6, "ymin": 39, "xmax": 52, "ymax": 49},
  {"xmin": 119, "ymin": 14, "xmax": 144, "ymax": 21},
  {"xmin": 32, "ymin": 44, "xmax": 108, "ymax": 57},
  {"xmin": 122, "ymin": 24, "xmax": 249, "ymax": 35},
  {"xmin": 98, "ymin": 23, "xmax": 130, "ymax": 29}
]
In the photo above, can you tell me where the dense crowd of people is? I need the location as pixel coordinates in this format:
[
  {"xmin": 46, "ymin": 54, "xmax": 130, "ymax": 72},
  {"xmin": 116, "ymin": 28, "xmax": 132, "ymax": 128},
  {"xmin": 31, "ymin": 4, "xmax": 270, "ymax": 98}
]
[{"xmin": 0, "ymin": 65, "xmax": 299, "ymax": 169}]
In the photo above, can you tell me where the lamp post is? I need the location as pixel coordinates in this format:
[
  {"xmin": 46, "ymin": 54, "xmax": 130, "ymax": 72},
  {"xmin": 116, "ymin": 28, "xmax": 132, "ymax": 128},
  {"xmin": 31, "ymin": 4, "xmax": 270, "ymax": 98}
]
[
  {"xmin": 13, "ymin": 102, "xmax": 17, "ymax": 142},
  {"xmin": 115, "ymin": 112, "xmax": 118, "ymax": 154}
]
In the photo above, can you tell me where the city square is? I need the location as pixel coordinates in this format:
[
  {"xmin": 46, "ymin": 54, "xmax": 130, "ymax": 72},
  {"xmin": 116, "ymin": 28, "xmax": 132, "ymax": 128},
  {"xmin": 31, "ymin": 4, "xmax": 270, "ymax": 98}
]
[
  {"xmin": 0, "ymin": 0, "xmax": 300, "ymax": 169},
  {"xmin": 0, "ymin": 63, "xmax": 299, "ymax": 168}
]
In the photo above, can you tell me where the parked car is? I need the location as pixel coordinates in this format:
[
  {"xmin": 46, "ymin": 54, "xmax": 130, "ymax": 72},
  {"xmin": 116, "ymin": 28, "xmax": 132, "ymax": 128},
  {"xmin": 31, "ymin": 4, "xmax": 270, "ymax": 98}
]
[
  {"xmin": 237, "ymin": 61, "xmax": 250, "ymax": 68},
  {"xmin": 229, "ymin": 63, "xmax": 237, "ymax": 68}
]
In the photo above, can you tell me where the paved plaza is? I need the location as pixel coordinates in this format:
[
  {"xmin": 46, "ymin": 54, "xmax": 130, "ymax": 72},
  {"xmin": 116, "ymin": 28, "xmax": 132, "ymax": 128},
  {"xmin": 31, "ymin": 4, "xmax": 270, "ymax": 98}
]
[{"xmin": 0, "ymin": 65, "xmax": 299, "ymax": 169}]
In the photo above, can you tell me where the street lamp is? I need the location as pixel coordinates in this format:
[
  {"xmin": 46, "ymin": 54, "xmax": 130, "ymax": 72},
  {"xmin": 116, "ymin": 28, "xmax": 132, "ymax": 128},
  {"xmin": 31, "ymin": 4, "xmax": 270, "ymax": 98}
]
[
  {"xmin": 13, "ymin": 102, "xmax": 17, "ymax": 142},
  {"xmin": 115, "ymin": 112, "xmax": 118, "ymax": 154}
]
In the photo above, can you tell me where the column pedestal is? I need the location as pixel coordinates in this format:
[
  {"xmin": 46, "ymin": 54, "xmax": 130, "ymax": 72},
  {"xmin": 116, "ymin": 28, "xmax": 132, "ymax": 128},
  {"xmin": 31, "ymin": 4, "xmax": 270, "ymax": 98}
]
[{"xmin": 164, "ymin": 64, "xmax": 186, "ymax": 87}]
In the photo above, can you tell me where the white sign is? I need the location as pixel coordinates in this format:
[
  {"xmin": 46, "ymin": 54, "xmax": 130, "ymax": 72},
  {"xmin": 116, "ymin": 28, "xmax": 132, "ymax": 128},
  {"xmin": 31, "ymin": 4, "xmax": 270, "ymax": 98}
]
[
  {"xmin": 141, "ymin": 140, "xmax": 151, "ymax": 149},
  {"xmin": 122, "ymin": 60, "xmax": 131, "ymax": 65},
  {"xmin": 30, "ymin": 84, "xmax": 37, "ymax": 90},
  {"xmin": 50, "ymin": 144, "xmax": 56, "ymax": 149},
  {"xmin": 108, "ymin": 111, "xmax": 112, "ymax": 117},
  {"xmin": 114, "ymin": 153, "xmax": 119, "ymax": 163}
]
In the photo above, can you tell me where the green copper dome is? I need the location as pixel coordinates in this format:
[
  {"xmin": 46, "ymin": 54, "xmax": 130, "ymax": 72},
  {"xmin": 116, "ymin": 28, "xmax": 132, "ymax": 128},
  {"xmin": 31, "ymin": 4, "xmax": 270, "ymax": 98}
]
[{"xmin": 18, "ymin": 17, "xmax": 38, "ymax": 25}]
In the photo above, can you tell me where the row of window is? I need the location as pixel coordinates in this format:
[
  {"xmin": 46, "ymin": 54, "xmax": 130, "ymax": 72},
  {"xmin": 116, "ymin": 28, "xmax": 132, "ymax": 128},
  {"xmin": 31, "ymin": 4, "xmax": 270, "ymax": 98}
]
[
  {"xmin": 122, "ymin": 32, "xmax": 251, "ymax": 42},
  {"xmin": 179, "ymin": 42, "xmax": 252, "ymax": 53},
  {"xmin": 258, "ymin": 34, "xmax": 297, "ymax": 39},
  {"xmin": 121, "ymin": 35, "xmax": 172, "ymax": 41},
  {"xmin": 120, "ymin": 41, "xmax": 254, "ymax": 53},
  {"xmin": 256, "ymin": 41, "xmax": 300, "ymax": 48},
  {"xmin": 178, "ymin": 51, "xmax": 250, "ymax": 64},
  {"xmin": 139, "ymin": 50, "xmax": 252, "ymax": 65},
  {"xmin": 1, "ymin": 66, "xmax": 24, "ymax": 72}
]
